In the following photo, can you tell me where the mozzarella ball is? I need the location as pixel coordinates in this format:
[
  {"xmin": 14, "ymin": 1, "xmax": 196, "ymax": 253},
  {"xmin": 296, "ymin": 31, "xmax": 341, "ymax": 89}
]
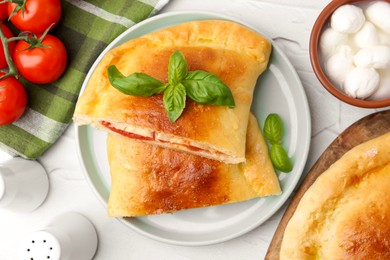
[
  {"xmin": 366, "ymin": 1, "xmax": 390, "ymax": 33},
  {"xmin": 331, "ymin": 4, "xmax": 365, "ymax": 33},
  {"xmin": 320, "ymin": 28, "xmax": 349, "ymax": 58},
  {"xmin": 325, "ymin": 45, "xmax": 354, "ymax": 88},
  {"xmin": 368, "ymin": 70, "xmax": 390, "ymax": 100},
  {"xmin": 353, "ymin": 22, "xmax": 379, "ymax": 48},
  {"xmin": 343, "ymin": 67, "xmax": 380, "ymax": 99},
  {"xmin": 354, "ymin": 45, "xmax": 390, "ymax": 69},
  {"xmin": 378, "ymin": 30, "xmax": 390, "ymax": 45}
]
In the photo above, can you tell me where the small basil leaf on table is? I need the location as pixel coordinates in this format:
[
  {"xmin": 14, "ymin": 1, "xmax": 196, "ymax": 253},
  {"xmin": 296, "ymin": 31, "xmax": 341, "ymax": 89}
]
[
  {"xmin": 263, "ymin": 113, "xmax": 283, "ymax": 145},
  {"xmin": 263, "ymin": 113, "xmax": 293, "ymax": 173},
  {"xmin": 163, "ymin": 83, "xmax": 186, "ymax": 122},
  {"xmin": 108, "ymin": 65, "xmax": 167, "ymax": 96},
  {"xmin": 182, "ymin": 70, "xmax": 235, "ymax": 108},
  {"xmin": 168, "ymin": 50, "xmax": 188, "ymax": 86},
  {"xmin": 270, "ymin": 144, "xmax": 293, "ymax": 173}
]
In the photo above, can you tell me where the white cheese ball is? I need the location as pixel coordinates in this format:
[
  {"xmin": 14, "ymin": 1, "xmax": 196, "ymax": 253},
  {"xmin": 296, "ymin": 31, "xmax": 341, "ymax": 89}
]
[
  {"xmin": 353, "ymin": 22, "xmax": 379, "ymax": 48},
  {"xmin": 343, "ymin": 67, "xmax": 380, "ymax": 99},
  {"xmin": 354, "ymin": 45, "xmax": 390, "ymax": 69},
  {"xmin": 378, "ymin": 30, "xmax": 390, "ymax": 45},
  {"xmin": 325, "ymin": 45, "xmax": 354, "ymax": 88},
  {"xmin": 331, "ymin": 4, "xmax": 365, "ymax": 33},
  {"xmin": 368, "ymin": 70, "xmax": 390, "ymax": 100},
  {"xmin": 320, "ymin": 28, "xmax": 349, "ymax": 58},
  {"xmin": 366, "ymin": 1, "xmax": 390, "ymax": 33}
]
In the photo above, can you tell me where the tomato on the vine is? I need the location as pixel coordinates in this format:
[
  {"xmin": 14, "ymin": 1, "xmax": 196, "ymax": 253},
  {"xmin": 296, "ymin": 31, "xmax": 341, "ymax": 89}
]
[
  {"xmin": 0, "ymin": 24, "xmax": 15, "ymax": 69},
  {"xmin": 7, "ymin": 0, "xmax": 62, "ymax": 34},
  {"xmin": 0, "ymin": 73, "xmax": 27, "ymax": 126},
  {"xmin": 13, "ymin": 34, "xmax": 67, "ymax": 84},
  {"xmin": 0, "ymin": 4, "xmax": 8, "ymax": 20}
]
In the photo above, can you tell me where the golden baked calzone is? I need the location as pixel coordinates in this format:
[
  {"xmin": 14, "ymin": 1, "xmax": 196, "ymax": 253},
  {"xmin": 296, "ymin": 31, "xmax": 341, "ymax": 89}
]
[
  {"xmin": 107, "ymin": 114, "xmax": 281, "ymax": 217},
  {"xmin": 280, "ymin": 132, "xmax": 390, "ymax": 260},
  {"xmin": 73, "ymin": 20, "xmax": 271, "ymax": 164}
]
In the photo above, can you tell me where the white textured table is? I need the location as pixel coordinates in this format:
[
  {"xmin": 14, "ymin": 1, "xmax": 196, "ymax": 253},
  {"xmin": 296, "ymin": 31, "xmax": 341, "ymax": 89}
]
[{"xmin": 0, "ymin": 0, "xmax": 386, "ymax": 259}]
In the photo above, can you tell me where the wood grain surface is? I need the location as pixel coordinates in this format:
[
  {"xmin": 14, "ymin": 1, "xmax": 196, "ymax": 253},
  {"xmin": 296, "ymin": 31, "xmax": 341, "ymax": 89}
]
[{"xmin": 265, "ymin": 110, "xmax": 390, "ymax": 260}]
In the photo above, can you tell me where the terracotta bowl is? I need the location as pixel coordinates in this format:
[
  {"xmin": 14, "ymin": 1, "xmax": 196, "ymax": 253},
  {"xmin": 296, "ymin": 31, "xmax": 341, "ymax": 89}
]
[{"xmin": 310, "ymin": 0, "xmax": 390, "ymax": 108}]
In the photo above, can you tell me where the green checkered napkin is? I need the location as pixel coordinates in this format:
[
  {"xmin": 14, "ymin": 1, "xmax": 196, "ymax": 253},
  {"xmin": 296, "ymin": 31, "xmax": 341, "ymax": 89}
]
[{"xmin": 0, "ymin": 0, "xmax": 169, "ymax": 159}]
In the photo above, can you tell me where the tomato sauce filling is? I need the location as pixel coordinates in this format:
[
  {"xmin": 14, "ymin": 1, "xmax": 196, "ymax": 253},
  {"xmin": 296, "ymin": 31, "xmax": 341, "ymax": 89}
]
[
  {"xmin": 101, "ymin": 121, "xmax": 209, "ymax": 153},
  {"xmin": 101, "ymin": 121, "xmax": 155, "ymax": 141}
]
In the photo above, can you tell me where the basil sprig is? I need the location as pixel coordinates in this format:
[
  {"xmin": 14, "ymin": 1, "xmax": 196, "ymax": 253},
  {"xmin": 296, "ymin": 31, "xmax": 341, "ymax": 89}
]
[
  {"xmin": 263, "ymin": 113, "xmax": 293, "ymax": 173},
  {"xmin": 107, "ymin": 50, "xmax": 235, "ymax": 122}
]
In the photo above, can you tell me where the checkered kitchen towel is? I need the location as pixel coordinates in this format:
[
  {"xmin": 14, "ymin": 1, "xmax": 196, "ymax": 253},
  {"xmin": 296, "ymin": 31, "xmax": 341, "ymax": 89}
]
[{"xmin": 0, "ymin": 0, "xmax": 170, "ymax": 159}]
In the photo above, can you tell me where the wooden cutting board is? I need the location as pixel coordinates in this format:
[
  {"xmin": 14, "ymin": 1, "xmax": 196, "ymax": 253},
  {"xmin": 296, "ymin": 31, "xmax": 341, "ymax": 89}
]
[{"xmin": 265, "ymin": 110, "xmax": 390, "ymax": 260}]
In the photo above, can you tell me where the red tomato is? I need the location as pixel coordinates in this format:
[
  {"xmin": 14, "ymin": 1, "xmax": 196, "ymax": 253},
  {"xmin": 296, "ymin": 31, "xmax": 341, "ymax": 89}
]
[
  {"xmin": 13, "ymin": 34, "xmax": 67, "ymax": 84},
  {"xmin": 0, "ymin": 24, "xmax": 15, "ymax": 69},
  {"xmin": 0, "ymin": 73, "xmax": 27, "ymax": 126},
  {"xmin": 0, "ymin": 4, "xmax": 8, "ymax": 20},
  {"xmin": 7, "ymin": 0, "xmax": 61, "ymax": 33}
]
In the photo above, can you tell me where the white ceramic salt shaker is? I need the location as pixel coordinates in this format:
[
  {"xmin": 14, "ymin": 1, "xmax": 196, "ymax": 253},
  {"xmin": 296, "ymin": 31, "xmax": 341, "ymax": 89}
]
[
  {"xmin": 0, "ymin": 157, "xmax": 49, "ymax": 212},
  {"xmin": 18, "ymin": 212, "xmax": 98, "ymax": 260}
]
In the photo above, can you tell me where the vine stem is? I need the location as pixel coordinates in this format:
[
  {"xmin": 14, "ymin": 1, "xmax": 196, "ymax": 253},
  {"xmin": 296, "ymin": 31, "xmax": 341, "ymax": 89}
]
[
  {"xmin": 0, "ymin": 22, "xmax": 19, "ymax": 80},
  {"xmin": 0, "ymin": 0, "xmax": 25, "ymax": 4},
  {"xmin": 7, "ymin": 36, "xmax": 28, "ymax": 42}
]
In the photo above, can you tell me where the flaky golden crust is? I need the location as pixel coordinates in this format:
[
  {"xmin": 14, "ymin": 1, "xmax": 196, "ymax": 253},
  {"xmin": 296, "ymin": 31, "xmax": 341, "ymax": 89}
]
[
  {"xmin": 107, "ymin": 114, "xmax": 280, "ymax": 217},
  {"xmin": 73, "ymin": 20, "xmax": 271, "ymax": 164},
  {"xmin": 280, "ymin": 132, "xmax": 390, "ymax": 260}
]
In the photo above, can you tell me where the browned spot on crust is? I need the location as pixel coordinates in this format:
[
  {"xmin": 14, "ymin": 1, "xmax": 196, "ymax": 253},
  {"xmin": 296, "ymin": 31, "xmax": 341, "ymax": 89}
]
[
  {"xmin": 139, "ymin": 143, "xmax": 230, "ymax": 213},
  {"xmin": 338, "ymin": 202, "xmax": 390, "ymax": 259}
]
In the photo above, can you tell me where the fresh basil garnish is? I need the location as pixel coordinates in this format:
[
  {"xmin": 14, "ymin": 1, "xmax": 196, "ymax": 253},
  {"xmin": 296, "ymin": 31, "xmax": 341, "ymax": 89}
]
[
  {"xmin": 107, "ymin": 50, "xmax": 235, "ymax": 122},
  {"xmin": 270, "ymin": 144, "xmax": 293, "ymax": 173},
  {"xmin": 263, "ymin": 113, "xmax": 293, "ymax": 173},
  {"xmin": 168, "ymin": 50, "xmax": 188, "ymax": 86},
  {"xmin": 108, "ymin": 65, "xmax": 167, "ymax": 96},
  {"xmin": 183, "ymin": 71, "xmax": 235, "ymax": 108},
  {"xmin": 163, "ymin": 83, "xmax": 186, "ymax": 123},
  {"xmin": 263, "ymin": 113, "xmax": 283, "ymax": 145}
]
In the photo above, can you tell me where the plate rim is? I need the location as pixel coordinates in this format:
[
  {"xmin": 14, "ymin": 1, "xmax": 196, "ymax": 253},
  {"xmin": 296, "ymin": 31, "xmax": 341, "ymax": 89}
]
[{"xmin": 75, "ymin": 10, "xmax": 311, "ymax": 246}]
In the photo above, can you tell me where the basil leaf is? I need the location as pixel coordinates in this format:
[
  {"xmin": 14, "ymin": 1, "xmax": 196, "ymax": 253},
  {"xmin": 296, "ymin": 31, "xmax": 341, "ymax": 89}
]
[
  {"xmin": 108, "ymin": 65, "xmax": 166, "ymax": 96},
  {"xmin": 168, "ymin": 51, "xmax": 188, "ymax": 86},
  {"xmin": 182, "ymin": 70, "xmax": 235, "ymax": 108},
  {"xmin": 270, "ymin": 144, "xmax": 293, "ymax": 173},
  {"xmin": 163, "ymin": 83, "xmax": 186, "ymax": 122},
  {"xmin": 263, "ymin": 113, "xmax": 283, "ymax": 145}
]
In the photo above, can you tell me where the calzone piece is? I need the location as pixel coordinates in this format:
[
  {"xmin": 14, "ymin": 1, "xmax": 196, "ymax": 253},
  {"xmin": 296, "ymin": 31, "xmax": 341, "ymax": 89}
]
[
  {"xmin": 107, "ymin": 114, "xmax": 281, "ymax": 217},
  {"xmin": 280, "ymin": 132, "xmax": 390, "ymax": 260},
  {"xmin": 73, "ymin": 20, "xmax": 272, "ymax": 164}
]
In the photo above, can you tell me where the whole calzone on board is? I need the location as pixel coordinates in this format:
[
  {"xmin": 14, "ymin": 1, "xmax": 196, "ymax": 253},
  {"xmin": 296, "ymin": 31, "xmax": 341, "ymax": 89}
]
[
  {"xmin": 280, "ymin": 132, "xmax": 390, "ymax": 260},
  {"xmin": 107, "ymin": 114, "xmax": 281, "ymax": 217},
  {"xmin": 73, "ymin": 20, "xmax": 272, "ymax": 164}
]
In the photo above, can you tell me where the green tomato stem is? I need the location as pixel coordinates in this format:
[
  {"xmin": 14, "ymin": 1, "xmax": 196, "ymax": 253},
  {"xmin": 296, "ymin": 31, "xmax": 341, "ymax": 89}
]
[
  {"xmin": 11, "ymin": 24, "xmax": 55, "ymax": 51},
  {"xmin": 3, "ymin": 0, "xmax": 27, "ymax": 20},
  {"xmin": 0, "ymin": 22, "xmax": 18, "ymax": 80},
  {"xmin": 7, "ymin": 36, "xmax": 29, "ymax": 42},
  {"xmin": 0, "ymin": 0, "xmax": 25, "ymax": 4}
]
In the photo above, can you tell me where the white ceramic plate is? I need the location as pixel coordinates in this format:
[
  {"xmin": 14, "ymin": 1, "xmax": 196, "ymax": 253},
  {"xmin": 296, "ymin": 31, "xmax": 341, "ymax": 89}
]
[{"xmin": 75, "ymin": 11, "xmax": 311, "ymax": 246}]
